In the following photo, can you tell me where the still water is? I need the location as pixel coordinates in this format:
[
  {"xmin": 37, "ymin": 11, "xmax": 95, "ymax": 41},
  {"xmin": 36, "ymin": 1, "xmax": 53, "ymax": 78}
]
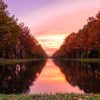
[{"xmin": 0, "ymin": 59, "xmax": 100, "ymax": 94}]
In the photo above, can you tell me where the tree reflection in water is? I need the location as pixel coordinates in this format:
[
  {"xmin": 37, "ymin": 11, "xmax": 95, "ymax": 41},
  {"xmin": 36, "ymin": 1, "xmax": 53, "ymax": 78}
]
[
  {"xmin": 53, "ymin": 59, "xmax": 100, "ymax": 93},
  {"xmin": 0, "ymin": 60, "xmax": 46, "ymax": 94}
]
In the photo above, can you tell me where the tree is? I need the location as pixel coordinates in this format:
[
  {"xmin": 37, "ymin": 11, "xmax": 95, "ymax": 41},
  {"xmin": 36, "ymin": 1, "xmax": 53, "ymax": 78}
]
[
  {"xmin": 0, "ymin": 0, "xmax": 47, "ymax": 59},
  {"xmin": 53, "ymin": 12, "xmax": 100, "ymax": 58}
]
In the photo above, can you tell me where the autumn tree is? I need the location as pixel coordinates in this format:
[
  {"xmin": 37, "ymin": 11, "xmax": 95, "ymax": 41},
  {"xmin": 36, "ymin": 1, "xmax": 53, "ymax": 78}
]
[
  {"xmin": 0, "ymin": 0, "xmax": 47, "ymax": 59},
  {"xmin": 53, "ymin": 12, "xmax": 100, "ymax": 58}
]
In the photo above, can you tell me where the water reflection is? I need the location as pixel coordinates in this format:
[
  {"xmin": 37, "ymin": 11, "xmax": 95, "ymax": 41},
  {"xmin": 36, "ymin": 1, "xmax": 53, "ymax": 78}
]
[
  {"xmin": 53, "ymin": 59, "xmax": 100, "ymax": 93},
  {"xmin": 30, "ymin": 59, "xmax": 84, "ymax": 94},
  {"xmin": 0, "ymin": 59, "xmax": 100, "ymax": 94},
  {"xmin": 0, "ymin": 60, "xmax": 46, "ymax": 94}
]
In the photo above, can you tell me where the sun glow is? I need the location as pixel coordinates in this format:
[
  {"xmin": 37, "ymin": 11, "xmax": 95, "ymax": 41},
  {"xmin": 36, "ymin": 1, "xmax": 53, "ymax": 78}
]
[
  {"xmin": 35, "ymin": 34, "xmax": 68, "ymax": 55},
  {"xmin": 37, "ymin": 34, "xmax": 67, "ymax": 40},
  {"xmin": 36, "ymin": 59, "xmax": 66, "ymax": 82}
]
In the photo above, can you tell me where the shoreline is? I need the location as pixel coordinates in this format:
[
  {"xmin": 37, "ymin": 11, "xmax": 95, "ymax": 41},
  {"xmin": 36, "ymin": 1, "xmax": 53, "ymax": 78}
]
[
  {"xmin": 0, "ymin": 59, "xmax": 45, "ymax": 64},
  {"xmin": 0, "ymin": 93, "xmax": 100, "ymax": 100},
  {"xmin": 0, "ymin": 58, "xmax": 100, "ymax": 64},
  {"xmin": 53, "ymin": 58, "xmax": 100, "ymax": 62}
]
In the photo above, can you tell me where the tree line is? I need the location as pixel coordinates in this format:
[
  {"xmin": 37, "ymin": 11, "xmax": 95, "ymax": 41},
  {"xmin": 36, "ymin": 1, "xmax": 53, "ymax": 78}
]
[
  {"xmin": 53, "ymin": 12, "xmax": 100, "ymax": 58},
  {"xmin": 0, "ymin": 0, "xmax": 47, "ymax": 59}
]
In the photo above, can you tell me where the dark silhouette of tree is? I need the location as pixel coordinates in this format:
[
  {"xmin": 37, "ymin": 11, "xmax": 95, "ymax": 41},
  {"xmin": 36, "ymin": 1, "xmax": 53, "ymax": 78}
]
[
  {"xmin": 0, "ymin": 0, "xmax": 47, "ymax": 59},
  {"xmin": 53, "ymin": 12, "xmax": 100, "ymax": 58}
]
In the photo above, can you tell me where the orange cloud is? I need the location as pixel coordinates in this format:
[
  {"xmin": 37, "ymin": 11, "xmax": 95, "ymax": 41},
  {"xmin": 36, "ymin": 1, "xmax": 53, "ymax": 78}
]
[{"xmin": 35, "ymin": 34, "xmax": 67, "ymax": 55}]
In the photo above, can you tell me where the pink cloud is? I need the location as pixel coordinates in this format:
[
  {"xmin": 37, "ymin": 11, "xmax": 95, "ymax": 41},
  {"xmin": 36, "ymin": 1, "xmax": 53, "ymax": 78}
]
[{"xmin": 31, "ymin": 7, "xmax": 99, "ymax": 36}]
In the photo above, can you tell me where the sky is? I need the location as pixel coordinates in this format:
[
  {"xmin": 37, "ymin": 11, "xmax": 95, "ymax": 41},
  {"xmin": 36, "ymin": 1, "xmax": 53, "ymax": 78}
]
[{"xmin": 5, "ymin": 0, "xmax": 100, "ymax": 55}]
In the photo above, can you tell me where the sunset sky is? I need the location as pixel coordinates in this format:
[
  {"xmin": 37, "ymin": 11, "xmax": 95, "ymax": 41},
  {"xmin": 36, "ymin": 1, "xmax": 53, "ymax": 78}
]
[{"xmin": 6, "ymin": 0, "xmax": 100, "ymax": 55}]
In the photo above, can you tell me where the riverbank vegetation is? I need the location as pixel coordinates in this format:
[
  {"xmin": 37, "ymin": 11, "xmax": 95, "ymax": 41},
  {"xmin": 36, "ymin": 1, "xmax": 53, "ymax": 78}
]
[
  {"xmin": 0, "ymin": 0, "xmax": 47, "ymax": 59},
  {"xmin": 0, "ymin": 59, "xmax": 45, "ymax": 64},
  {"xmin": 0, "ymin": 94, "xmax": 100, "ymax": 100},
  {"xmin": 53, "ymin": 12, "xmax": 100, "ymax": 58},
  {"xmin": 53, "ymin": 58, "xmax": 100, "ymax": 63}
]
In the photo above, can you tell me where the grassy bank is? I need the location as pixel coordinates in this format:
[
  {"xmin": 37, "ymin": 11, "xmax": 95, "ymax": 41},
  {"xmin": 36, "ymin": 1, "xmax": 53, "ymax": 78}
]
[
  {"xmin": 0, "ymin": 59, "xmax": 44, "ymax": 64},
  {"xmin": 0, "ymin": 58, "xmax": 100, "ymax": 64},
  {"xmin": 74, "ymin": 58, "xmax": 100, "ymax": 63},
  {"xmin": 54, "ymin": 58, "xmax": 100, "ymax": 63},
  {"xmin": 0, "ymin": 94, "xmax": 100, "ymax": 100}
]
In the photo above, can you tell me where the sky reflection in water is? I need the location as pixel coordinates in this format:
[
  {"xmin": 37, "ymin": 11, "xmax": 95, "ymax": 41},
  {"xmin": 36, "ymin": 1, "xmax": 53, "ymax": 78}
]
[{"xmin": 0, "ymin": 59, "xmax": 100, "ymax": 94}]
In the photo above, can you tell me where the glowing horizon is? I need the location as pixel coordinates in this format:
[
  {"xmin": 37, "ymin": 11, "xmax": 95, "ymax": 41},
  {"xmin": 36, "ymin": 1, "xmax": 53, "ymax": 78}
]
[{"xmin": 36, "ymin": 34, "xmax": 67, "ymax": 55}]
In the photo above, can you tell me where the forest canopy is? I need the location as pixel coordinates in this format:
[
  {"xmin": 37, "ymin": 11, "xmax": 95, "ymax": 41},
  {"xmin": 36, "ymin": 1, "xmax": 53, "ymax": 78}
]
[
  {"xmin": 0, "ymin": 0, "xmax": 47, "ymax": 59},
  {"xmin": 53, "ymin": 12, "xmax": 100, "ymax": 58}
]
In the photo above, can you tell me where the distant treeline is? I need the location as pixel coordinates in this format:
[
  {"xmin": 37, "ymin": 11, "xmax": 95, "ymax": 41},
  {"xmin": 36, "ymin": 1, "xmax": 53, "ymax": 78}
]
[
  {"xmin": 53, "ymin": 12, "xmax": 100, "ymax": 58},
  {"xmin": 0, "ymin": 0, "xmax": 47, "ymax": 59}
]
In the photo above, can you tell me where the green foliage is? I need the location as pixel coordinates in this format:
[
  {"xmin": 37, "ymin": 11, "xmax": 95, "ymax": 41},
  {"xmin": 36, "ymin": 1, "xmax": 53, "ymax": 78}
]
[{"xmin": 0, "ymin": 94, "xmax": 100, "ymax": 100}]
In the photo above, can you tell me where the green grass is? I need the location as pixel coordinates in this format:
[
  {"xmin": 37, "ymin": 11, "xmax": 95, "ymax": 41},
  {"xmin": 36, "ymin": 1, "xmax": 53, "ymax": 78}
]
[
  {"xmin": 0, "ymin": 59, "xmax": 44, "ymax": 64},
  {"xmin": 54, "ymin": 58, "xmax": 100, "ymax": 63},
  {"xmin": 0, "ymin": 58, "xmax": 100, "ymax": 65},
  {"xmin": 74, "ymin": 58, "xmax": 100, "ymax": 63},
  {"xmin": 0, "ymin": 94, "xmax": 100, "ymax": 100}
]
